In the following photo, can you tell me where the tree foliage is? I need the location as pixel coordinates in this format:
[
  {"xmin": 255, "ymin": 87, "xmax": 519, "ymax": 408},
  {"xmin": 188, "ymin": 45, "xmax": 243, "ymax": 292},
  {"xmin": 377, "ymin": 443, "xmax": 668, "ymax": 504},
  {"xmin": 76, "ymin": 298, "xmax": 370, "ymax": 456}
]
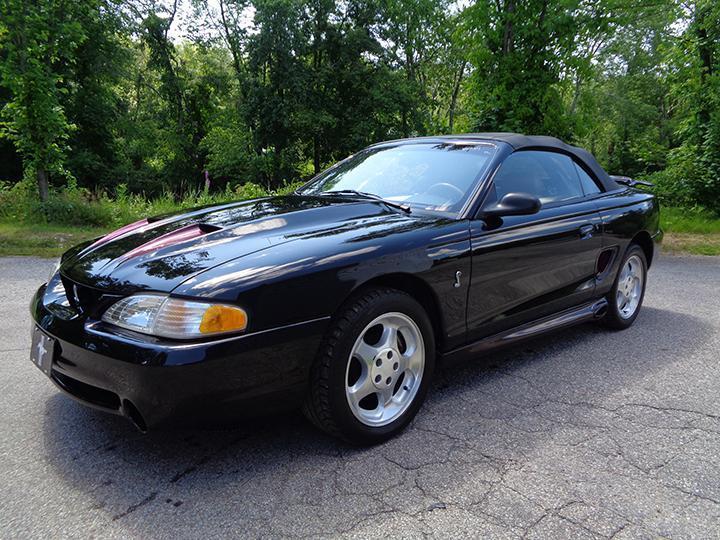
[
  {"xmin": 0, "ymin": 0, "xmax": 718, "ymax": 211},
  {"xmin": 0, "ymin": 0, "xmax": 93, "ymax": 200}
]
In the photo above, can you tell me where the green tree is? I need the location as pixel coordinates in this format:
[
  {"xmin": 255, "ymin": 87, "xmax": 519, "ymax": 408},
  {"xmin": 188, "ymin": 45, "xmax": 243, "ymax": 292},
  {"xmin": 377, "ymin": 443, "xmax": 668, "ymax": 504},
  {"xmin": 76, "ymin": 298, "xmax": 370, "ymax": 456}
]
[
  {"xmin": 244, "ymin": 0, "xmax": 310, "ymax": 185},
  {"xmin": 0, "ymin": 0, "xmax": 91, "ymax": 201},
  {"xmin": 62, "ymin": 3, "xmax": 130, "ymax": 190},
  {"xmin": 378, "ymin": 0, "xmax": 456, "ymax": 136},
  {"xmin": 301, "ymin": 0, "xmax": 407, "ymax": 172},
  {"xmin": 573, "ymin": 23, "xmax": 676, "ymax": 176},
  {"xmin": 463, "ymin": 0, "xmax": 577, "ymax": 137},
  {"xmin": 0, "ymin": 0, "xmax": 716, "ymax": 215},
  {"xmin": 113, "ymin": 1, "xmax": 233, "ymax": 193},
  {"xmin": 666, "ymin": 0, "xmax": 720, "ymax": 208}
]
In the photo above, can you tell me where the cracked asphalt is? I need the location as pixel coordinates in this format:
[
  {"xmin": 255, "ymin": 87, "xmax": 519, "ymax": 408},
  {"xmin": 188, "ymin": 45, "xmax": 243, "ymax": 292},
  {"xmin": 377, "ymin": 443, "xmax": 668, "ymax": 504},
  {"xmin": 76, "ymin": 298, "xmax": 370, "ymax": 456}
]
[{"xmin": 1, "ymin": 255, "xmax": 719, "ymax": 539}]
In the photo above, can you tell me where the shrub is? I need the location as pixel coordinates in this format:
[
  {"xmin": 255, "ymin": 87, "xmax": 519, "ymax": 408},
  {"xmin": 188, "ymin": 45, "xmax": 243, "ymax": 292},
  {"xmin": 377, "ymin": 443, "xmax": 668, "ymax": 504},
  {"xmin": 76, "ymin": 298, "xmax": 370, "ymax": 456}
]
[
  {"xmin": 40, "ymin": 192, "xmax": 114, "ymax": 226},
  {"xmin": 232, "ymin": 182, "xmax": 268, "ymax": 200},
  {"xmin": 646, "ymin": 145, "xmax": 720, "ymax": 214},
  {"xmin": 0, "ymin": 177, "xmax": 305, "ymax": 228},
  {"xmin": 645, "ymin": 169, "xmax": 697, "ymax": 210},
  {"xmin": 273, "ymin": 180, "xmax": 304, "ymax": 195},
  {"xmin": 0, "ymin": 179, "xmax": 37, "ymax": 222}
]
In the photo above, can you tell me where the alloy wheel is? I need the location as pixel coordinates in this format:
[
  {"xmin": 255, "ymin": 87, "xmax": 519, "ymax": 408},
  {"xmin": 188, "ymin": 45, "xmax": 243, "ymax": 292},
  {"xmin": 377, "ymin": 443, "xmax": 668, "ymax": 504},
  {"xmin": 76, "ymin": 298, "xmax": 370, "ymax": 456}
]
[
  {"xmin": 616, "ymin": 254, "xmax": 644, "ymax": 319},
  {"xmin": 344, "ymin": 312, "xmax": 425, "ymax": 427}
]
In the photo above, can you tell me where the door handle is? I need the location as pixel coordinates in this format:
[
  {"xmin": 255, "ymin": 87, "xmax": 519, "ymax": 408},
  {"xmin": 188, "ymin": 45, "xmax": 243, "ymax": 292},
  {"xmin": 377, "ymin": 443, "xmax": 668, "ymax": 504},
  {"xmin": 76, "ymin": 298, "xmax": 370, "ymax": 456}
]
[{"xmin": 579, "ymin": 224, "xmax": 595, "ymax": 239}]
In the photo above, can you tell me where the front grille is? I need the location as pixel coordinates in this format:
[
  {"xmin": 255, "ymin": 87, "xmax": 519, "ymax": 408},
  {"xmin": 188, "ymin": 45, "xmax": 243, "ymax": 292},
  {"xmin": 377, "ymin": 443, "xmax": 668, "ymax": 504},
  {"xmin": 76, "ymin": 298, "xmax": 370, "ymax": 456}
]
[{"xmin": 59, "ymin": 276, "xmax": 122, "ymax": 318}]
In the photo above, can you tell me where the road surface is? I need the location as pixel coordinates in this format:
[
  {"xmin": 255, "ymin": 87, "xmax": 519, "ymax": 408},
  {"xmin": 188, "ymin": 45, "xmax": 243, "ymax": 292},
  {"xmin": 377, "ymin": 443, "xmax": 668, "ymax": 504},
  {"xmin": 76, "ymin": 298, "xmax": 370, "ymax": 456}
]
[{"xmin": 1, "ymin": 255, "xmax": 719, "ymax": 538}]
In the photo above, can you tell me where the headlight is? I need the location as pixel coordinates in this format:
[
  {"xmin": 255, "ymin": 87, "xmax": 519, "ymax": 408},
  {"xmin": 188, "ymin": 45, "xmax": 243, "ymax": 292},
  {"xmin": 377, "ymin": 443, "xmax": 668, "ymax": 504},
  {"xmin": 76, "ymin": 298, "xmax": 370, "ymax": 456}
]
[{"xmin": 101, "ymin": 294, "xmax": 248, "ymax": 339}]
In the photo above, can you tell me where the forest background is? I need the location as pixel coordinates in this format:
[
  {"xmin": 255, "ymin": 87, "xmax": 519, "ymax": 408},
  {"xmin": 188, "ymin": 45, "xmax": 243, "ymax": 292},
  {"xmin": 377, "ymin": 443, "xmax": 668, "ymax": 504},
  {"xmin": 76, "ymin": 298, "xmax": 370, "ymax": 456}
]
[{"xmin": 1, "ymin": 0, "xmax": 719, "ymax": 255}]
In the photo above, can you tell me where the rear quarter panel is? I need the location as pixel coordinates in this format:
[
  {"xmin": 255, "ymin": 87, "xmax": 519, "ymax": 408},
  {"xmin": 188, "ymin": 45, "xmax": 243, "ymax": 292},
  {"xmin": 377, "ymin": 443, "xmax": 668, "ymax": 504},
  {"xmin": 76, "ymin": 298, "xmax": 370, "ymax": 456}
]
[{"xmin": 592, "ymin": 188, "xmax": 661, "ymax": 296}]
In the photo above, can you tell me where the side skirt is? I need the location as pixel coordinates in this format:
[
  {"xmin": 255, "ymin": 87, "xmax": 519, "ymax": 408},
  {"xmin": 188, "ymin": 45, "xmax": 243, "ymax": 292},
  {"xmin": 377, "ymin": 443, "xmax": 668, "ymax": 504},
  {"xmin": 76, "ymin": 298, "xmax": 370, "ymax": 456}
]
[{"xmin": 440, "ymin": 298, "xmax": 608, "ymax": 365}]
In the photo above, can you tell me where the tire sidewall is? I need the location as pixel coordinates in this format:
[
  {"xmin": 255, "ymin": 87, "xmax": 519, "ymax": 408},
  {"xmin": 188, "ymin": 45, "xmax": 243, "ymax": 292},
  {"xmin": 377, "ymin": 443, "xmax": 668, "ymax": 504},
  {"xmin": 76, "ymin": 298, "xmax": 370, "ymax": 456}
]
[
  {"xmin": 327, "ymin": 291, "xmax": 435, "ymax": 444},
  {"xmin": 607, "ymin": 244, "xmax": 647, "ymax": 328}
]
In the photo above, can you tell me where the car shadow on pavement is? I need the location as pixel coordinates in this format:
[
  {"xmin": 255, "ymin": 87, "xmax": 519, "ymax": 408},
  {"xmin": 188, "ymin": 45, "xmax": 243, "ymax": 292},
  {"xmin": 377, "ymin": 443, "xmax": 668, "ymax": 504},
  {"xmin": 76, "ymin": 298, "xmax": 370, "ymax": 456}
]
[{"xmin": 40, "ymin": 305, "xmax": 713, "ymax": 536}]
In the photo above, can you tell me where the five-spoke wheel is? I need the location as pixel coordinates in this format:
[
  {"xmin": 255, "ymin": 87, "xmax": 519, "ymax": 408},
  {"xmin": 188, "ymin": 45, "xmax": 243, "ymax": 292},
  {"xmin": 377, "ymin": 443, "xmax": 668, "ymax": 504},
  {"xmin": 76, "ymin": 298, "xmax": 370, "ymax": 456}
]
[
  {"xmin": 616, "ymin": 254, "xmax": 644, "ymax": 319},
  {"xmin": 345, "ymin": 312, "xmax": 425, "ymax": 427},
  {"xmin": 603, "ymin": 243, "xmax": 647, "ymax": 329},
  {"xmin": 304, "ymin": 288, "xmax": 434, "ymax": 444}
]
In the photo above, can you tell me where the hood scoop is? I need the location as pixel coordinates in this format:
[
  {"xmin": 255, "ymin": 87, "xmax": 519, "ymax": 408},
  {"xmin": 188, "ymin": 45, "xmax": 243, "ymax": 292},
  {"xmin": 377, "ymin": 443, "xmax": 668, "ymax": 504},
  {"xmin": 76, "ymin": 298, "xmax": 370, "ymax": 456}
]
[{"xmin": 113, "ymin": 223, "xmax": 223, "ymax": 265}]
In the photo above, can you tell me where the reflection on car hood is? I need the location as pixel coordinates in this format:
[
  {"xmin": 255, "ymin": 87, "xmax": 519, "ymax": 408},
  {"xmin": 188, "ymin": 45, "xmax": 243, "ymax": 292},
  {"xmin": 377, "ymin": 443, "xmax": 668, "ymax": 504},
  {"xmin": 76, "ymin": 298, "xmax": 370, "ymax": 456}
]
[{"xmin": 59, "ymin": 195, "xmax": 427, "ymax": 294}]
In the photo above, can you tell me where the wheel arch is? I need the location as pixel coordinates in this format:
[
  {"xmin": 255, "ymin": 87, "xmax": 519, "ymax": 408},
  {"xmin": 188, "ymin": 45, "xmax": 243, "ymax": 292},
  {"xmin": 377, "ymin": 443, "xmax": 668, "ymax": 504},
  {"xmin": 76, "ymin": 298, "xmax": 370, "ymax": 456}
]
[
  {"xmin": 344, "ymin": 273, "xmax": 445, "ymax": 351},
  {"xmin": 631, "ymin": 230, "xmax": 654, "ymax": 268}
]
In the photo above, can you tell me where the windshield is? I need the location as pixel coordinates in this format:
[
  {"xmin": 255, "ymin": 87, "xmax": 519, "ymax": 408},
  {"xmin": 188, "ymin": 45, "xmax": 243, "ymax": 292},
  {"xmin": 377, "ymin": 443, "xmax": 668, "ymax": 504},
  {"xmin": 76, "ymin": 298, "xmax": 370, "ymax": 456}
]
[{"xmin": 298, "ymin": 142, "xmax": 497, "ymax": 215}]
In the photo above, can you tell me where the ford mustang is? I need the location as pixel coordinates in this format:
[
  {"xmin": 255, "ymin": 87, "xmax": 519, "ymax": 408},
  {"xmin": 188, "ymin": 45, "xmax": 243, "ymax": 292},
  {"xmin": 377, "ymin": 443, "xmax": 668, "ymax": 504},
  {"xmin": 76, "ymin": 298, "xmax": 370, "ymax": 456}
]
[{"xmin": 30, "ymin": 133, "xmax": 662, "ymax": 444}]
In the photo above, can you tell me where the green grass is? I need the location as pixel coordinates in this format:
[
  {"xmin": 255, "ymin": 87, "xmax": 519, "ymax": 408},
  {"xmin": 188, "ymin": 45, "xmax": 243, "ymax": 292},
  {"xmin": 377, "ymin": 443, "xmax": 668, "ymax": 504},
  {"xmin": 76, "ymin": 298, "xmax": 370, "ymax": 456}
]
[
  {"xmin": 0, "ymin": 223, "xmax": 109, "ymax": 258},
  {"xmin": 660, "ymin": 207, "xmax": 720, "ymax": 234},
  {"xmin": 662, "ymin": 233, "xmax": 720, "ymax": 256},
  {"xmin": 660, "ymin": 207, "xmax": 720, "ymax": 256}
]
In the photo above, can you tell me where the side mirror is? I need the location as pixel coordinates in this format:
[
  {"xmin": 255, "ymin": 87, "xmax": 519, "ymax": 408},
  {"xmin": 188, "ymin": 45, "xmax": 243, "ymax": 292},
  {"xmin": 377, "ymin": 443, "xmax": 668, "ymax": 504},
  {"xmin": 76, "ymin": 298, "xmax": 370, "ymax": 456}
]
[{"xmin": 480, "ymin": 192, "xmax": 541, "ymax": 219}]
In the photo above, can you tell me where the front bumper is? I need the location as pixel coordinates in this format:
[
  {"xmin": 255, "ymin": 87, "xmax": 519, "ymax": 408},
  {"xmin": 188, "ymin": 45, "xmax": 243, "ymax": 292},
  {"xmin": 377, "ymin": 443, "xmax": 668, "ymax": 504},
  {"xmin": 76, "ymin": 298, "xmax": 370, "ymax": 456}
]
[{"xmin": 31, "ymin": 285, "xmax": 328, "ymax": 430}]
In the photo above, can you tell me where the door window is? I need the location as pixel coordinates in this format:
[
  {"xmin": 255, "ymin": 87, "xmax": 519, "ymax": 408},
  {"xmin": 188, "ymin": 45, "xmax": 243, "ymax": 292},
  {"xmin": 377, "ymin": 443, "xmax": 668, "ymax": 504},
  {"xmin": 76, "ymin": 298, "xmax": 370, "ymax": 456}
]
[{"xmin": 489, "ymin": 151, "xmax": 585, "ymax": 206}]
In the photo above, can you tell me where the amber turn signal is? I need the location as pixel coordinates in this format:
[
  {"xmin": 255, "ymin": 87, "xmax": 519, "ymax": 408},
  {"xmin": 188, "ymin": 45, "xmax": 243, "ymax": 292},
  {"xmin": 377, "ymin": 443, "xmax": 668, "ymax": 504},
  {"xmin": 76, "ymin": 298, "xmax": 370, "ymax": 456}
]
[{"xmin": 199, "ymin": 305, "xmax": 248, "ymax": 334}]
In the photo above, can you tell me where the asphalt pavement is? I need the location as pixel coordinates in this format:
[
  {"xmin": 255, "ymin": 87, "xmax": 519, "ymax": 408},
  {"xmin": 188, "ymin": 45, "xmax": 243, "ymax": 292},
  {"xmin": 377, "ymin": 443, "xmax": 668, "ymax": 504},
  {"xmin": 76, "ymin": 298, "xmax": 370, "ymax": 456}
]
[{"xmin": 1, "ymin": 254, "xmax": 719, "ymax": 539}]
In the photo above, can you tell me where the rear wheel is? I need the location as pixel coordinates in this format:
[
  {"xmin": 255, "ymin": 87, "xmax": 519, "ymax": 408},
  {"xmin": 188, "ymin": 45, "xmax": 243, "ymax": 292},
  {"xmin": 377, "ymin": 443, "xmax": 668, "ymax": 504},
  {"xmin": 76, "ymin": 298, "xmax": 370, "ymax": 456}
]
[
  {"xmin": 303, "ymin": 288, "xmax": 435, "ymax": 445},
  {"xmin": 602, "ymin": 244, "xmax": 647, "ymax": 329}
]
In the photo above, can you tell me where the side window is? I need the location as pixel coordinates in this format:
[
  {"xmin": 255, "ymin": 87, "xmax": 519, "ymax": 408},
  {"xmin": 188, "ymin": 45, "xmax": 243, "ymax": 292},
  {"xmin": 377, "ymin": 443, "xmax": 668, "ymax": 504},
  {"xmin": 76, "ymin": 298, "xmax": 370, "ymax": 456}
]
[
  {"xmin": 574, "ymin": 162, "xmax": 602, "ymax": 195},
  {"xmin": 490, "ymin": 151, "xmax": 584, "ymax": 206}
]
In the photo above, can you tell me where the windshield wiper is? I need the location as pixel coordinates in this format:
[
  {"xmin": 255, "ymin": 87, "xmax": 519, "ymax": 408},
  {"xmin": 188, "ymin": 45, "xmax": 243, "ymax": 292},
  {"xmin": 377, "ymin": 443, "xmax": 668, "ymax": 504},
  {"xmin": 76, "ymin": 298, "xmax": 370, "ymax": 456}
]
[{"xmin": 319, "ymin": 190, "xmax": 411, "ymax": 214}]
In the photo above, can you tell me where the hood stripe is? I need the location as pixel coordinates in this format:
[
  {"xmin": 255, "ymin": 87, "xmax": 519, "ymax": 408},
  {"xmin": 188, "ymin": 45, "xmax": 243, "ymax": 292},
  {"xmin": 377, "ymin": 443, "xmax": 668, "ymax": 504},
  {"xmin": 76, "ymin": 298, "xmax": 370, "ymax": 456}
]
[
  {"xmin": 86, "ymin": 218, "xmax": 149, "ymax": 252},
  {"xmin": 114, "ymin": 224, "xmax": 214, "ymax": 264}
]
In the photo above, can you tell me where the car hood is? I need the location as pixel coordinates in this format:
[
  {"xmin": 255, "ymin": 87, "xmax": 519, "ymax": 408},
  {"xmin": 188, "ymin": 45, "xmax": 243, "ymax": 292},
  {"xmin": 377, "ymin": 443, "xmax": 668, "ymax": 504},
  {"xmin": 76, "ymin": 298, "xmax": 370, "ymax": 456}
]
[{"xmin": 59, "ymin": 195, "xmax": 428, "ymax": 294}]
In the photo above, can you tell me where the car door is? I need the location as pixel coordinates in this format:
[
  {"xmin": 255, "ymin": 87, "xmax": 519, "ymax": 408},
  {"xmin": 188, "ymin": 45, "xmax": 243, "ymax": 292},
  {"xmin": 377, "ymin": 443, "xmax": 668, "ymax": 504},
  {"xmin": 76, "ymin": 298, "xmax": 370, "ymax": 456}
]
[{"xmin": 466, "ymin": 150, "xmax": 604, "ymax": 342}]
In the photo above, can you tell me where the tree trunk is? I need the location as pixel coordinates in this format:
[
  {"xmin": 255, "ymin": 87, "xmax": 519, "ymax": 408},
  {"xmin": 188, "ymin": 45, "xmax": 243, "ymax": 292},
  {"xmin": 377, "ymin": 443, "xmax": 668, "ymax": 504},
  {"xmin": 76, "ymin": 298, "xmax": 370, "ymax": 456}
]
[
  {"xmin": 37, "ymin": 167, "xmax": 49, "ymax": 202},
  {"xmin": 448, "ymin": 61, "xmax": 467, "ymax": 133},
  {"xmin": 219, "ymin": 0, "xmax": 245, "ymax": 91},
  {"xmin": 314, "ymin": 134, "xmax": 321, "ymax": 175},
  {"xmin": 696, "ymin": 7, "xmax": 712, "ymax": 127},
  {"xmin": 569, "ymin": 72, "xmax": 582, "ymax": 115},
  {"xmin": 502, "ymin": 0, "xmax": 515, "ymax": 55}
]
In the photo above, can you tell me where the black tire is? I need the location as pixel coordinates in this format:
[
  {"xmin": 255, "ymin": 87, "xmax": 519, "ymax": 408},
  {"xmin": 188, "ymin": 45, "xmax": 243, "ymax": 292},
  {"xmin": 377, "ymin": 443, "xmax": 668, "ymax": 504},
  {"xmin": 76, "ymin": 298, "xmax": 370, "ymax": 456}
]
[
  {"xmin": 602, "ymin": 243, "xmax": 647, "ymax": 330},
  {"xmin": 303, "ymin": 288, "xmax": 435, "ymax": 445}
]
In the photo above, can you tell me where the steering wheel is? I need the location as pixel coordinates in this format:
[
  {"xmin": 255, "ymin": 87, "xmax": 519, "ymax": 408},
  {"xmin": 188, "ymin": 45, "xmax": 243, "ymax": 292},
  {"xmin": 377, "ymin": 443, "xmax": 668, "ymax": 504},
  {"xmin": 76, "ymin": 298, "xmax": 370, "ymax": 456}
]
[{"xmin": 423, "ymin": 182, "xmax": 465, "ymax": 202}]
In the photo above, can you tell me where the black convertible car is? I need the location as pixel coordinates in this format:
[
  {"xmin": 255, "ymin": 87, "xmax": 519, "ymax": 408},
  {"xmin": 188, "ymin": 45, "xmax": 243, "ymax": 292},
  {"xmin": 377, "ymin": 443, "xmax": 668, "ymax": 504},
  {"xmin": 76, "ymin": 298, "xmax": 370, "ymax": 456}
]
[{"xmin": 30, "ymin": 133, "xmax": 661, "ymax": 443}]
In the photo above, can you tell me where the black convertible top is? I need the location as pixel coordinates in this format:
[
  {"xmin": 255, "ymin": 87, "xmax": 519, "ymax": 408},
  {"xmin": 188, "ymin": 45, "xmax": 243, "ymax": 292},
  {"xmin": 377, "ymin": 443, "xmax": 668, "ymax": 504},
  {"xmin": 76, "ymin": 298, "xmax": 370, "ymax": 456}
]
[{"xmin": 376, "ymin": 133, "xmax": 621, "ymax": 192}]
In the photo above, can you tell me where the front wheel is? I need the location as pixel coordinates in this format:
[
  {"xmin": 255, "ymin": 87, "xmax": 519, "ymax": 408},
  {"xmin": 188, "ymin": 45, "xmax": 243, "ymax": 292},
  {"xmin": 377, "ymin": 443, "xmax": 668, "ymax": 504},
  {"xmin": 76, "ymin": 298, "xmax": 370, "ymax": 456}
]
[
  {"xmin": 303, "ymin": 288, "xmax": 435, "ymax": 445},
  {"xmin": 602, "ymin": 244, "xmax": 647, "ymax": 329}
]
